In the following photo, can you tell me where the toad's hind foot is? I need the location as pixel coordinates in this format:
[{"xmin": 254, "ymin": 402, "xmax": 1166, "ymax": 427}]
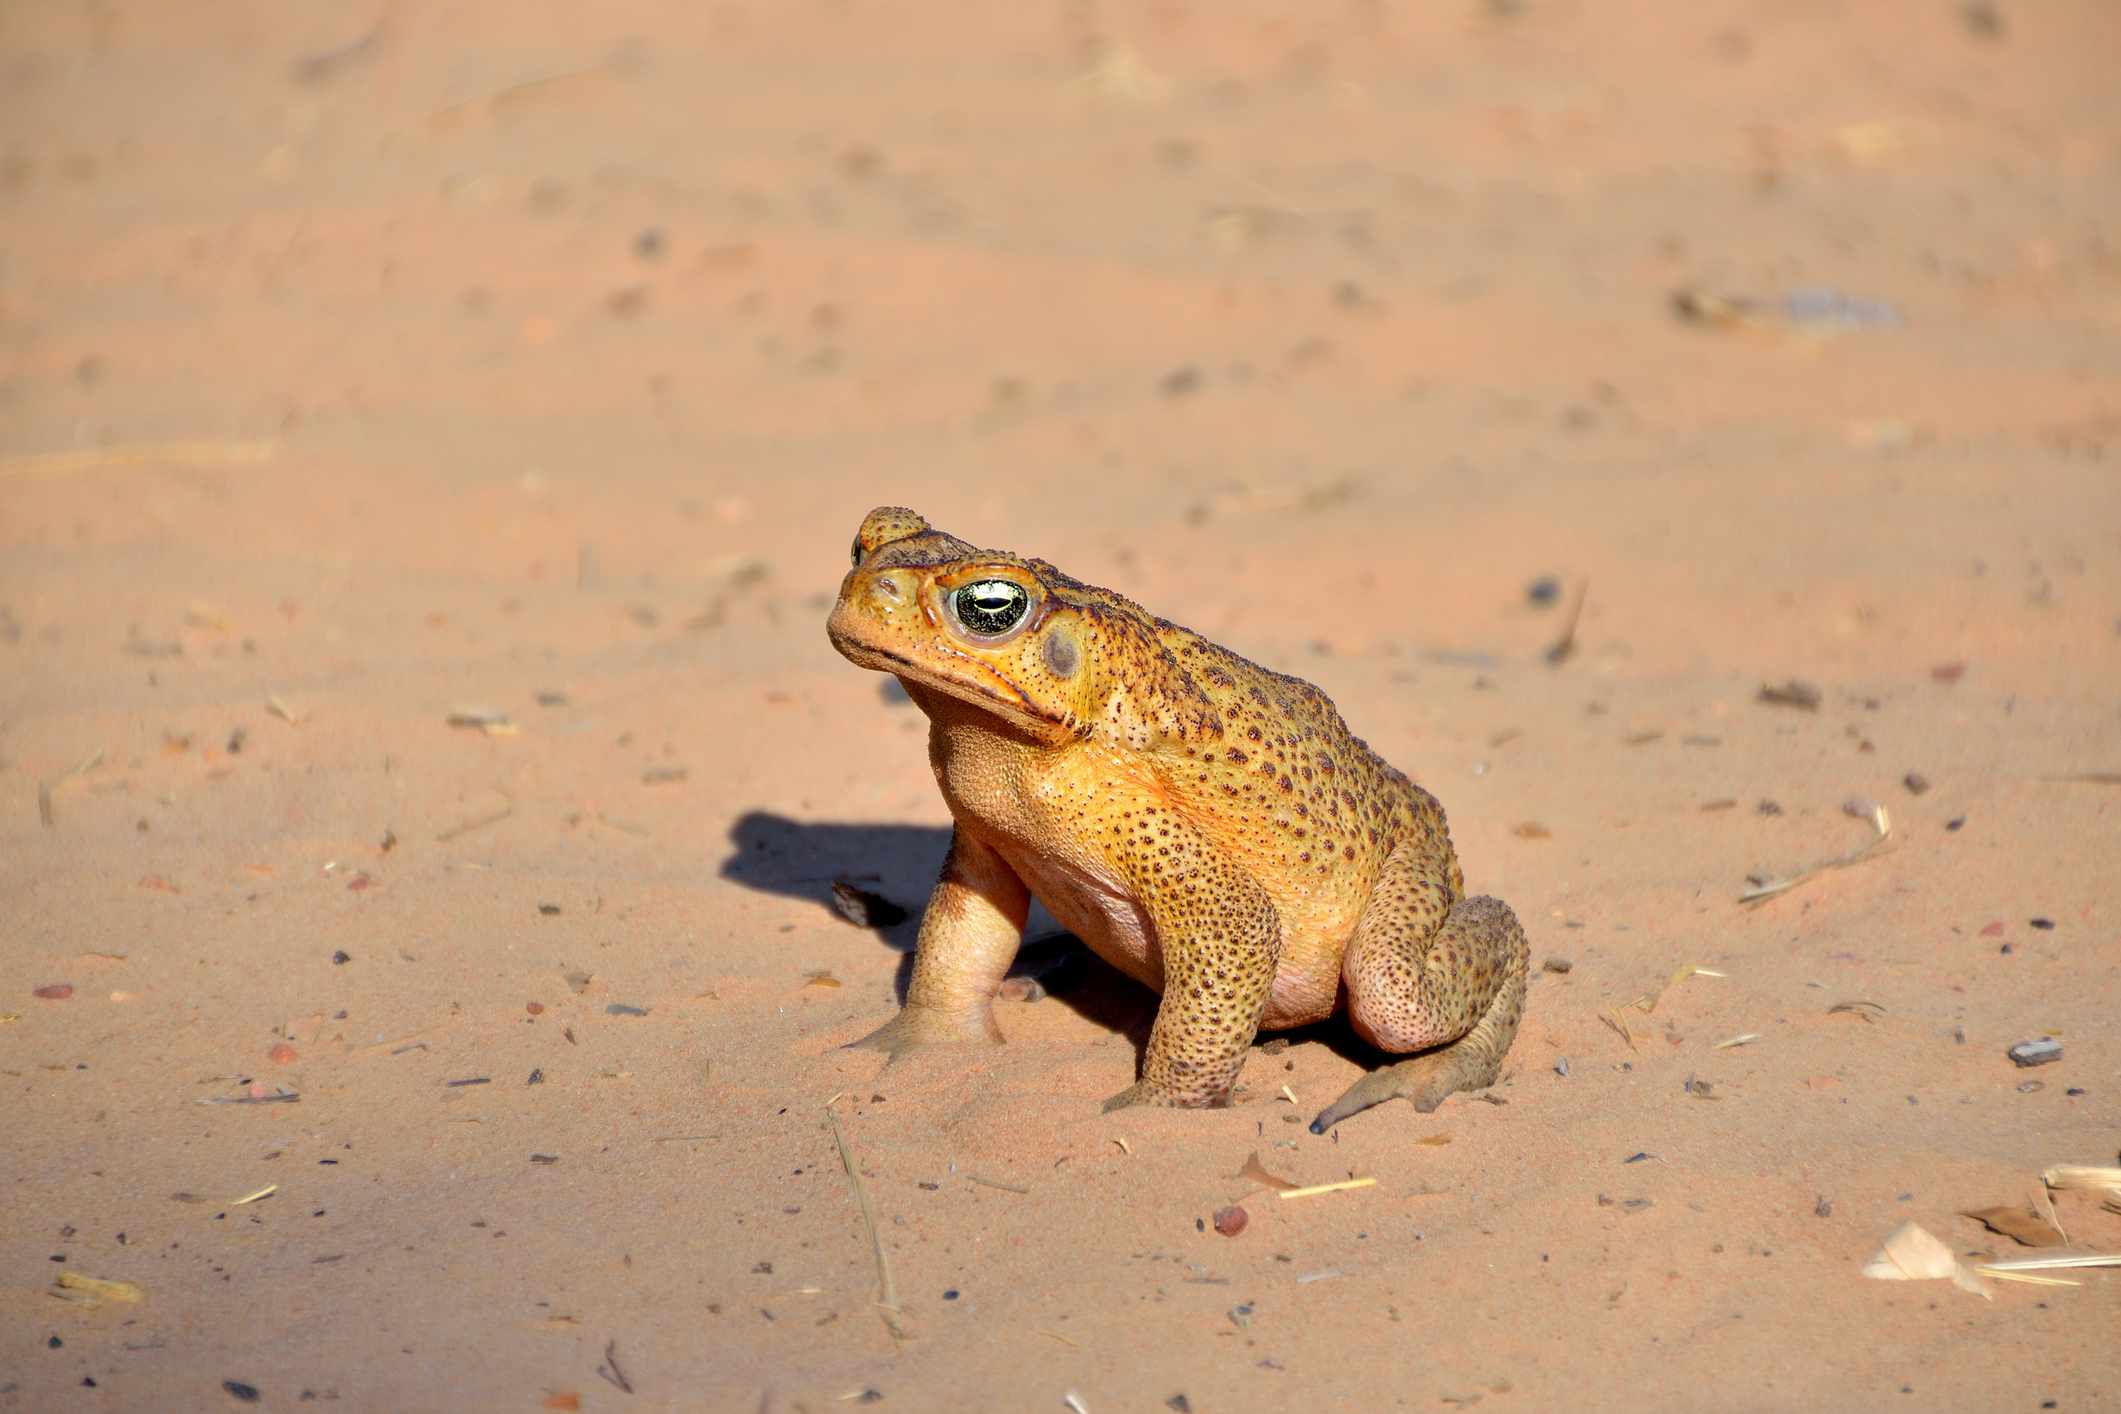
[
  {"xmin": 1307, "ymin": 1041, "xmax": 1502, "ymax": 1133},
  {"xmin": 844, "ymin": 1003, "xmax": 1002, "ymax": 1060},
  {"xmin": 1317, "ymin": 888, "xmax": 1528, "ymax": 1131}
]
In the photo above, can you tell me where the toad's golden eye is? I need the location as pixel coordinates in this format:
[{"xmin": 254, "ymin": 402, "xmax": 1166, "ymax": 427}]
[{"xmin": 951, "ymin": 580, "xmax": 1029, "ymax": 636}]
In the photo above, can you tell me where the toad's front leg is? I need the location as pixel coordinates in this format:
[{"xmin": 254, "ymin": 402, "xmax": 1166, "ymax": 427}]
[
  {"xmin": 1102, "ymin": 867, "xmax": 1280, "ymax": 1111},
  {"xmin": 846, "ymin": 828, "xmax": 1027, "ymax": 1057}
]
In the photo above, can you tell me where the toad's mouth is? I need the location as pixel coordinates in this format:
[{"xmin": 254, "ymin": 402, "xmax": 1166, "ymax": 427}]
[{"xmin": 828, "ymin": 627, "xmax": 1069, "ymax": 735}]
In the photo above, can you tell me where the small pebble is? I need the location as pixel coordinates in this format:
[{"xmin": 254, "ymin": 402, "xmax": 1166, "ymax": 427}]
[
  {"xmin": 2007, "ymin": 1039, "xmax": 2063, "ymax": 1068},
  {"xmin": 1960, "ymin": 1, "xmax": 2005, "ymax": 40},
  {"xmin": 1757, "ymin": 679, "xmax": 1821, "ymax": 712},
  {"xmin": 2029, "ymin": 917, "xmax": 2054, "ymax": 930},
  {"xmin": 223, "ymin": 1381, "xmax": 261, "ymax": 1404},
  {"xmin": 330, "ymin": 950, "xmax": 351, "ymax": 965},
  {"xmin": 1902, "ymin": 771, "xmax": 1931, "ymax": 795},
  {"xmin": 526, "ymin": 1001, "xmax": 545, "ymax": 1015},
  {"xmin": 267, "ymin": 1042, "xmax": 298, "ymax": 1064},
  {"xmin": 1525, "ymin": 575, "xmax": 1561, "ymax": 607},
  {"xmin": 1554, "ymin": 1058, "xmax": 1571, "ymax": 1078},
  {"xmin": 33, "ymin": 983, "xmax": 74, "ymax": 1000},
  {"xmin": 2017, "ymin": 1080, "xmax": 2046, "ymax": 1094},
  {"xmin": 1213, "ymin": 1206, "xmax": 1249, "ymax": 1237},
  {"xmin": 1814, "ymin": 1196, "xmax": 1832, "ymax": 1218},
  {"xmin": 1541, "ymin": 956, "xmax": 1573, "ymax": 974}
]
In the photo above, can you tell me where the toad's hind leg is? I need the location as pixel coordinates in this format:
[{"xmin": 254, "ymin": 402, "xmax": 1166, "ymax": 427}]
[{"xmin": 1310, "ymin": 852, "xmax": 1528, "ymax": 1132}]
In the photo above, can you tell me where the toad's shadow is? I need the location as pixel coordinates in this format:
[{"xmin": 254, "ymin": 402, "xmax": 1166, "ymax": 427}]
[{"xmin": 720, "ymin": 810, "xmax": 1373, "ymax": 1072}]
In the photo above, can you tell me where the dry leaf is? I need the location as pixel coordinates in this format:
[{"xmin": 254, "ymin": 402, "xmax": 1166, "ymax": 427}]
[
  {"xmin": 1237, "ymin": 1152, "xmax": 1298, "ymax": 1192},
  {"xmin": 1961, "ymin": 1206, "xmax": 2064, "ymax": 1248},
  {"xmin": 1861, "ymin": 1221, "xmax": 1989, "ymax": 1299},
  {"xmin": 50, "ymin": 1272, "xmax": 145, "ymax": 1307}
]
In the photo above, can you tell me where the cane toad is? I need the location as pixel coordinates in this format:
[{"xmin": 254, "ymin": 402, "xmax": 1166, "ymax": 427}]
[{"xmin": 826, "ymin": 507, "xmax": 1528, "ymax": 1129}]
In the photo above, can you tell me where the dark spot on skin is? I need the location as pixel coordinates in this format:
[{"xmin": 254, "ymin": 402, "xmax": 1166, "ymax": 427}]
[{"xmin": 1226, "ymin": 748, "xmax": 1248, "ymax": 764}]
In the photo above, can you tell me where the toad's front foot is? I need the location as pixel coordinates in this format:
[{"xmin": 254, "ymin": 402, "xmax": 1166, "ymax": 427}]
[
  {"xmin": 1100, "ymin": 1079, "xmax": 1234, "ymax": 1113},
  {"xmin": 844, "ymin": 1004, "xmax": 1002, "ymax": 1059}
]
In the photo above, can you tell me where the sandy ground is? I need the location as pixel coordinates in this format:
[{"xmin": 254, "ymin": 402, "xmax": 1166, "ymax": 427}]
[{"xmin": 4, "ymin": 2, "xmax": 2120, "ymax": 1410}]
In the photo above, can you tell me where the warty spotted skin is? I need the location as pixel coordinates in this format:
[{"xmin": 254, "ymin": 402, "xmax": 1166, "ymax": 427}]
[{"xmin": 827, "ymin": 507, "xmax": 1529, "ymax": 1128}]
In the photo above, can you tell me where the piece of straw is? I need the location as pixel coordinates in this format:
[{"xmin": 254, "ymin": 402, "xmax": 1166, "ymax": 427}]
[
  {"xmin": 825, "ymin": 1102, "xmax": 903, "ymax": 1341},
  {"xmin": 1277, "ymin": 1177, "xmax": 1377, "ymax": 1200}
]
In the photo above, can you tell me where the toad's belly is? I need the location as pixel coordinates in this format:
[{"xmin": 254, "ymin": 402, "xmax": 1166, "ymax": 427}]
[
  {"xmin": 997, "ymin": 843, "xmax": 1165, "ymax": 992},
  {"xmin": 995, "ymin": 844, "xmax": 1343, "ymax": 1030}
]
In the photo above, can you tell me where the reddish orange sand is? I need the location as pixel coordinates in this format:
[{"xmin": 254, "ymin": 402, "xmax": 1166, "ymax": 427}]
[{"xmin": 4, "ymin": 3, "xmax": 2118, "ymax": 1410}]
